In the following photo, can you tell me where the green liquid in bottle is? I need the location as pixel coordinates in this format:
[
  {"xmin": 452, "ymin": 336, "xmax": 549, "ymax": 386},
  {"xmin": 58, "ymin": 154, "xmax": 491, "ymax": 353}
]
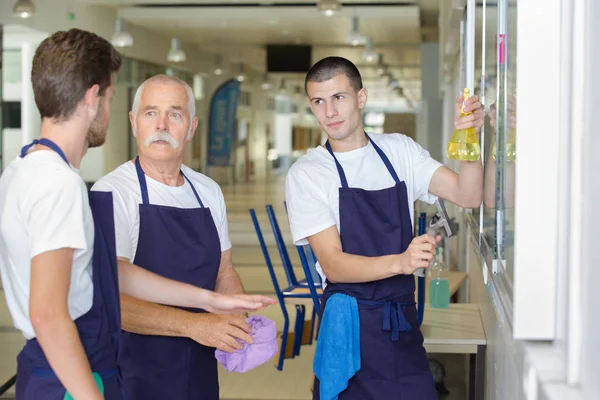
[{"xmin": 429, "ymin": 279, "xmax": 450, "ymax": 309}]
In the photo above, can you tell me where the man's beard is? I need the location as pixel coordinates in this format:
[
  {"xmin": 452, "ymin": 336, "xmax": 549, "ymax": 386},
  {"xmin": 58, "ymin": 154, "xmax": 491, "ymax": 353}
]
[{"xmin": 87, "ymin": 107, "xmax": 108, "ymax": 148}]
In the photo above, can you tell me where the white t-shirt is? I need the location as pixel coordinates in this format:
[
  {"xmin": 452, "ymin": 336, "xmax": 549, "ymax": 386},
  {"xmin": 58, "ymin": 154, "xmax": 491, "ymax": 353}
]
[
  {"xmin": 0, "ymin": 151, "xmax": 94, "ymax": 339},
  {"xmin": 91, "ymin": 161, "xmax": 232, "ymax": 263},
  {"xmin": 285, "ymin": 132, "xmax": 443, "ymax": 247}
]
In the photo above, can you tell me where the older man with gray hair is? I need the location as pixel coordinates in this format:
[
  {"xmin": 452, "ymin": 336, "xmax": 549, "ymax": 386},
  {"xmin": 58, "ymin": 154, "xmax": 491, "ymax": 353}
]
[{"xmin": 91, "ymin": 74, "xmax": 252, "ymax": 399}]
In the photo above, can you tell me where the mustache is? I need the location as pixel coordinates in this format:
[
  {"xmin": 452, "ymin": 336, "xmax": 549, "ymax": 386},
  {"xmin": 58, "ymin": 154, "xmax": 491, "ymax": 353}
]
[{"xmin": 143, "ymin": 131, "xmax": 180, "ymax": 149}]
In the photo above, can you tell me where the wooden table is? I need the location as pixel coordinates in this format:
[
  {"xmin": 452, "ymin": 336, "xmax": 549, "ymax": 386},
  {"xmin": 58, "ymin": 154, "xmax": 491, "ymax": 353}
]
[{"xmin": 421, "ymin": 303, "xmax": 487, "ymax": 400}]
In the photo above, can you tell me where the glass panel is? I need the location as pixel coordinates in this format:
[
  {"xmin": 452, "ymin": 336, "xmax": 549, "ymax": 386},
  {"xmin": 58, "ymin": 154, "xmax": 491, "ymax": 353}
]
[
  {"xmin": 481, "ymin": 0, "xmax": 517, "ymax": 279},
  {"xmin": 503, "ymin": 0, "xmax": 517, "ymax": 277},
  {"xmin": 480, "ymin": 0, "xmax": 498, "ymax": 249},
  {"xmin": 471, "ymin": 3, "xmax": 485, "ymax": 227}
]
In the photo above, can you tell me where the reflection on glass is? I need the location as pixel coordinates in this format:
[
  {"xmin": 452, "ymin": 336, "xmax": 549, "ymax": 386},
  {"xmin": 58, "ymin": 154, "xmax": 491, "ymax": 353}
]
[
  {"xmin": 492, "ymin": 88, "xmax": 516, "ymax": 162},
  {"xmin": 481, "ymin": 0, "xmax": 517, "ymax": 279}
]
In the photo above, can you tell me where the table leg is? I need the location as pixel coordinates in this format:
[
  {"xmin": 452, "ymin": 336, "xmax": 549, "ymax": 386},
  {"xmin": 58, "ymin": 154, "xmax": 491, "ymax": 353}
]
[
  {"xmin": 476, "ymin": 345, "xmax": 486, "ymax": 400},
  {"xmin": 469, "ymin": 353, "xmax": 476, "ymax": 400},
  {"xmin": 468, "ymin": 345, "xmax": 487, "ymax": 400}
]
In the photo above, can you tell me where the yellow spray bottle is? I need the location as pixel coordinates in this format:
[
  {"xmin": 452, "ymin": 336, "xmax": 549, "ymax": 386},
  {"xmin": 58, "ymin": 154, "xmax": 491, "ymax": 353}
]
[{"xmin": 447, "ymin": 88, "xmax": 481, "ymax": 161}]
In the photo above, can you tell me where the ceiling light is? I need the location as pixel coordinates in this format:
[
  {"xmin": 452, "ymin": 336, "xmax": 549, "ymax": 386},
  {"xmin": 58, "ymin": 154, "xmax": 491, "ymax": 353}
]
[
  {"xmin": 111, "ymin": 17, "xmax": 134, "ymax": 48},
  {"xmin": 261, "ymin": 73, "xmax": 272, "ymax": 90},
  {"xmin": 362, "ymin": 38, "xmax": 377, "ymax": 62},
  {"xmin": 317, "ymin": 0, "xmax": 341, "ymax": 17},
  {"xmin": 214, "ymin": 54, "xmax": 224, "ymax": 75},
  {"xmin": 345, "ymin": 16, "xmax": 367, "ymax": 46},
  {"xmin": 236, "ymin": 64, "xmax": 246, "ymax": 82},
  {"xmin": 167, "ymin": 37, "xmax": 186, "ymax": 63},
  {"xmin": 13, "ymin": 0, "xmax": 35, "ymax": 18}
]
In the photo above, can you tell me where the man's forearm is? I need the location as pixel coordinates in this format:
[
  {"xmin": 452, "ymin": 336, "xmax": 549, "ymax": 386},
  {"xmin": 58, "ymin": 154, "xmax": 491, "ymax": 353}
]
[
  {"xmin": 118, "ymin": 260, "xmax": 213, "ymax": 310},
  {"xmin": 120, "ymin": 294, "xmax": 194, "ymax": 337},
  {"xmin": 317, "ymin": 252, "xmax": 400, "ymax": 284},
  {"xmin": 33, "ymin": 314, "xmax": 102, "ymax": 400},
  {"xmin": 215, "ymin": 270, "xmax": 245, "ymax": 295},
  {"xmin": 457, "ymin": 160, "xmax": 484, "ymax": 207}
]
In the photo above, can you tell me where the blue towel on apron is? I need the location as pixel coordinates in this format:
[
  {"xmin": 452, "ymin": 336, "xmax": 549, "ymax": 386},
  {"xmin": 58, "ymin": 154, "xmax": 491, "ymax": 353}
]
[{"xmin": 313, "ymin": 293, "xmax": 361, "ymax": 400}]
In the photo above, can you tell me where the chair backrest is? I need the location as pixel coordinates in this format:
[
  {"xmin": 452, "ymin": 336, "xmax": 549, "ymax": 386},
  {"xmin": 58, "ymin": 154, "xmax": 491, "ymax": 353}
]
[
  {"xmin": 283, "ymin": 200, "xmax": 323, "ymax": 287},
  {"xmin": 249, "ymin": 209, "xmax": 285, "ymax": 299},
  {"xmin": 265, "ymin": 204, "xmax": 300, "ymax": 287},
  {"xmin": 295, "ymin": 245, "xmax": 322, "ymax": 315},
  {"xmin": 302, "ymin": 245, "xmax": 322, "ymax": 286}
]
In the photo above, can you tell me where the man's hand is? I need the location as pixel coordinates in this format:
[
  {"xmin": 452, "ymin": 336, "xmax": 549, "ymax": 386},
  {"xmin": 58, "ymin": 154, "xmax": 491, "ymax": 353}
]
[
  {"xmin": 395, "ymin": 234, "xmax": 441, "ymax": 274},
  {"xmin": 187, "ymin": 314, "xmax": 253, "ymax": 353},
  {"xmin": 203, "ymin": 293, "xmax": 276, "ymax": 315},
  {"xmin": 488, "ymin": 95, "xmax": 517, "ymax": 131},
  {"xmin": 455, "ymin": 93, "xmax": 486, "ymax": 131}
]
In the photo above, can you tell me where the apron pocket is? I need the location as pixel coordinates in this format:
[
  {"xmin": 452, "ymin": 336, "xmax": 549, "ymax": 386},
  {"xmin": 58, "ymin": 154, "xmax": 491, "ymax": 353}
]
[{"xmin": 357, "ymin": 305, "xmax": 396, "ymax": 380}]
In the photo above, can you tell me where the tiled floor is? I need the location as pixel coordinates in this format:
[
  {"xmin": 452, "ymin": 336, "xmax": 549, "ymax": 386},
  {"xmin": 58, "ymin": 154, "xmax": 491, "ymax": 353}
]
[{"xmin": 0, "ymin": 177, "xmax": 468, "ymax": 399}]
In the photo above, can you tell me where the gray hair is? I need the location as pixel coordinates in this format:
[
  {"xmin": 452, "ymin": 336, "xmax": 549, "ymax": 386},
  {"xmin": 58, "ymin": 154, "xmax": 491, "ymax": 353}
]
[{"xmin": 131, "ymin": 74, "xmax": 195, "ymax": 139}]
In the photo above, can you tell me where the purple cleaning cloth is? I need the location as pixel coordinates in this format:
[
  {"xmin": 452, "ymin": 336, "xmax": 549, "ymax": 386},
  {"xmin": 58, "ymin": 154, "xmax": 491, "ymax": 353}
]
[{"xmin": 215, "ymin": 315, "xmax": 278, "ymax": 373}]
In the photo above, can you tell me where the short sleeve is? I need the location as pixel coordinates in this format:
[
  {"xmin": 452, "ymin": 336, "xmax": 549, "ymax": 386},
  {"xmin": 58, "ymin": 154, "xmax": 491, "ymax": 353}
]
[
  {"xmin": 285, "ymin": 166, "xmax": 336, "ymax": 246},
  {"xmin": 91, "ymin": 180, "xmax": 134, "ymax": 262},
  {"xmin": 24, "ymin": 173, "xmax": 89, "ymax": 258},
  {"xmin": 214, "ymin": 185, "xmax": 232, "ymax": 252},
  {"xmin": 405, "ymin": 137, "xmax": 443, "ymax": 204}
]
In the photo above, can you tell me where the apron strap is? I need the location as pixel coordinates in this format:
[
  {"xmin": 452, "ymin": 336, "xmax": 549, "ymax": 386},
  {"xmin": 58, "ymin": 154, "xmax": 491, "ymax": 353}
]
[
  {"xmin": 324, "ymin": 140, "xmax": 349, "ymax": 188},
  {"xmin": 135, "ymin": 156, "xmax": 151, "ymax": 205},
  {"xmin": 325, "ymin": 133, "xmax": 401, "ymax": 188},
  {"xmin": 182, "ymin": 172, "xmax": 205, "ymax": 208},
  {"xmin": 358, "ymin": 299, "xmax": 414, "ymax": 341},
  {"xmin": 369, "ymin": 137, "xmax": 401, "ymax": 184},
  {"xmin": 20, "ymin": 138, "xmax": 69, "ymax": 166},
  {"xmin": 135, "ymin": 156, "xmax": 205, "ymax": 207}
]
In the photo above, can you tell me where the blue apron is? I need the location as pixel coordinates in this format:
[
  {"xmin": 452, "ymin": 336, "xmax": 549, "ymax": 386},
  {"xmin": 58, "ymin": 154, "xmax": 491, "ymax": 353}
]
[
  {"xmin": 15, "ymin": 138, "xmax": 122, "ymax": 400},
  {"xmin": 313, "ymin": 135, "xmax": 437, "ymax": 399},
  {"xmin": 118, "ymin": 156, "xmax": 222, "ymax": 400}
]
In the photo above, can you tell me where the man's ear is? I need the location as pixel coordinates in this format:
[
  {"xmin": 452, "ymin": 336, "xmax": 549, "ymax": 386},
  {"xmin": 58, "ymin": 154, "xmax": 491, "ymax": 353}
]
[
  {"xmin": 129, "ymin": 112, "xmax": 137, "ymax": 137},
  {"xmin": 187, "ymin": 117, "xmax": 199, "ymax": 141},
  {"xmin": 83, "ymin": 84, "xmax": 101, "ymax": 117},
  {"xmin": 358, "ymin": 87, "xmax": 368, "ymax": 109}
]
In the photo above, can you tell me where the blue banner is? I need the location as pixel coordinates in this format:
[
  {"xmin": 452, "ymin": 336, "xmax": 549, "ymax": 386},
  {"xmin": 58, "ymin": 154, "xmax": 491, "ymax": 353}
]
[{"xmin": 207, "ymin": 79, "xmax": 241, "ymax": 166}]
